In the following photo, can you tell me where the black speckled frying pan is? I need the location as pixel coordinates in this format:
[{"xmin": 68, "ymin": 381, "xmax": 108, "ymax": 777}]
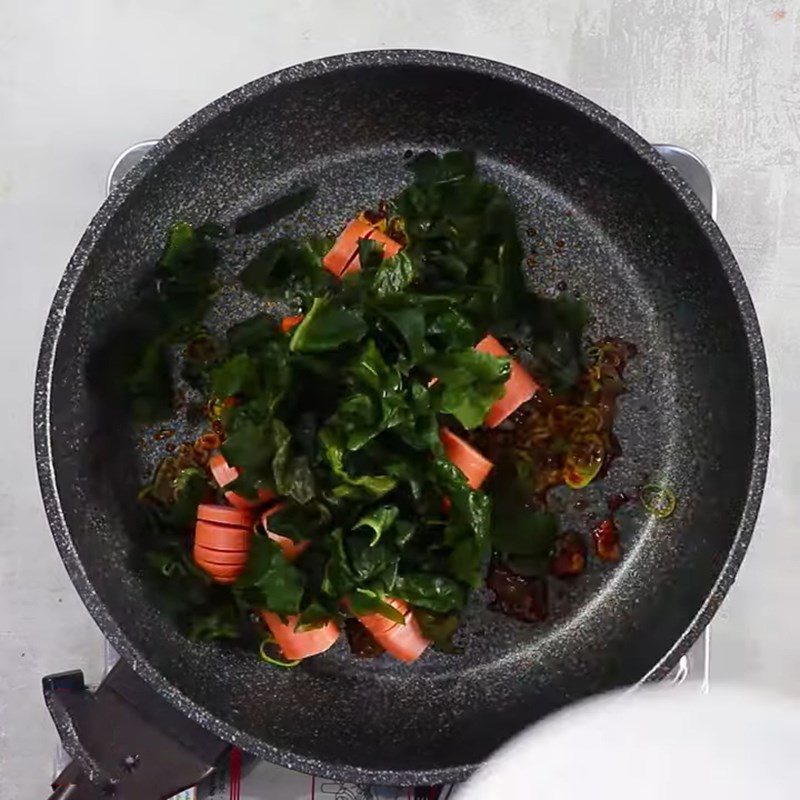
[{"xmin": 35, "ymin": 51, "xmax": 769, "ymax": 788}]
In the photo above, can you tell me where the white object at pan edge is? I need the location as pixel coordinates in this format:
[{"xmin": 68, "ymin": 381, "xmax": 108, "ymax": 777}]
[{"xmin": 460, "ymin": 685, "xmax": 800, "ymax": 799}]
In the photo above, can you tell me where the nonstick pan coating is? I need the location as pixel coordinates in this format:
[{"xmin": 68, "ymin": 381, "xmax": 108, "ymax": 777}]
[{"xmin": 35, "ymin": 51, "xmax": 769, "ymax": 785}]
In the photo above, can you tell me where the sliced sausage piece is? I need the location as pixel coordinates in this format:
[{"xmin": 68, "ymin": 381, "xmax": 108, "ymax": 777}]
[
  {"xmin": 193, "ymin": 516, "xmax": 251, "ymax": 583},
  {"xmin": 194, "ymin": 520, "xmax": 252, "ymax": 552},
  {"xmin": 259, "ymin": 611, "xmax": 340, "ymax": 660},
  {"xmin": 323, "ymin": 218, "xmax": 403, "ymax": 278},
  {"xmin": 193, "ymin": 559, "xmax": 244, "ymax": 584},
  {"xmin": 340, "ymin": 228, "xmax": 403, "ymax": 277},
  {"xmin": 439, "ymin": 427, "xmax": 494, "ymax": 490},
  {"xmin": 322, "ymin": 219, "xmax": 376, "ymax": 277},
  {"xmin": 196, "ymin": 503, "xmax": 254, "ymax": 528},
  {"xmin": 261, "ymin": 504, "xmax": 311, "ymax": 562},
  {"xmin": 280, "ymin": 314, "xmax": 304, "ymax": 333},
  {"xmin": 474, "ymin": 335, "xmax": 539, "ymax": 427},
  {"xmin": 356, "ymin": 597, "xmax": 430, "ymax": 663},
  {"xmin": 193, "ymin": 544, "xmax": 249, "ymax": 566}
]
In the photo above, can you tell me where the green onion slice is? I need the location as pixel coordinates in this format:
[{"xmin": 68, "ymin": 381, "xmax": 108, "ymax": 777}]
[
  {"xmin": 641, "ymin": 484, "xmax": 677, "ymax": 518},
  {"xmin": 259, "ymin": 637, "xmax": 300, "ymax": 668}
]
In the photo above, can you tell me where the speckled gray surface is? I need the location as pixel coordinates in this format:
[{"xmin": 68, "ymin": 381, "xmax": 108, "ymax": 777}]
[{"xmin": 34, "ymin": 51, "xmax": 769, "ymax": 785}]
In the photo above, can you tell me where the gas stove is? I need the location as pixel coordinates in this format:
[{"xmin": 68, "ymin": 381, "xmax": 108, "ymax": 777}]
[{"xmin": 46, "ymin": 140, "xmax": 715, "ymax": 800}]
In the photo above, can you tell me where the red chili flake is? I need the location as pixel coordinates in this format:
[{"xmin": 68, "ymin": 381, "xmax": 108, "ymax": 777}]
[
  {"xmin": 196, "ymin": 433, "xmax": 221, "ymax": 451},
  {"xmin": 211, "ymin": 418, "xmax": 225, "ymax": 439},
  {"xmin": 592, "ymin": 518, "xmax": 621, "ymax": 562},
  {"xmin": 551, "ymin": 531, "xmax": 587, "ymax": 578},
  {"xmin": 165, "ymin": 442, "xmax": 176, "ymax": 453},
  {"xmin": 153, "ymin": 428, "xmax": 175, "ymax": 441}
]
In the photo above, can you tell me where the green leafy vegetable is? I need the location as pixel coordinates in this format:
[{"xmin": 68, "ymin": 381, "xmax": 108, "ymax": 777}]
[
  {"xmin": 188, "ymin": 607, "xmax": 242, "ymax": 642},
  {"xmin": 426, "ymin": 349, "xmax": 510, "ymax": 428},
  {"xmin": 210, "ymin": 352, "xmax": 259, "ymax": 398},
  {"xmin": 295, "ymin": 602, "xmax": 335, "ymax": 632},
  {"xmin": 90, "ymin": 221, "xmax": 221, "ymax": 423},
  {"xmin": 376, "ymin": 304, "xmax": 426, "ymax": 363},
  {"xmin": 235, "ymin": 537, "xmax": 305, "ymax": 617},
  {"xmin": 354, "ymin": 505, "xmax": 400, "ymax": 546},
  {"xmin": 239, "ymin": 238, "xmax": 334, "ymax": 310},
  {"xmin": 395, "ymin": 151, "xmax": 525, "ymax": 325},
  {"xmin": 266, "ymin": 501, "xmax": 331, "ymax": 542},
  {"xmin": 519, "ymin": 295, "xmax": 590, "ymax": 392},
  {"xmin": 370, "ymin": 252, "xmax": 418, "ymax": 297},
  {"xmin": 290, "ymin": 297, "xmax": 368, "ymax": 353},
  {"xmin": 393, "ymin": 574, "xmax": 467, "ymax": 612},
  {"xmin": 415, "ymin": 609, "xmax": 461, "ymax": 653},
  {"xmin": 346, "ymin": 588, "xmax": 406, "ymax": 625},
  {"xmin": 432, "ymin": 459, "xmax": 493, "ymax": 588},
  {"xmin": 492, "ymin": 505, "xmax": 559, "ymax": 577}
]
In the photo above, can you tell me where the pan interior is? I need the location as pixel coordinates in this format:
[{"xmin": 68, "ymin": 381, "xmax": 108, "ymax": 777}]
[{"xmin": 46, "ymin": 61, "xmax": 757, "ymax": 778}]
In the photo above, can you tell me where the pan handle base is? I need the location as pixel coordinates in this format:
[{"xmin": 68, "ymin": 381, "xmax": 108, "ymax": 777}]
[{"xmin": 43, "ymin": 660, "xmax": 228, "ymax": 800}]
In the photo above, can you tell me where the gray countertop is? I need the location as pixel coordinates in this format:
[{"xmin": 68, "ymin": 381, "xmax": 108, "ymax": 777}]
[{"xmin": 1, "ymin": 1, "xmax": 797, "ymax": 797}]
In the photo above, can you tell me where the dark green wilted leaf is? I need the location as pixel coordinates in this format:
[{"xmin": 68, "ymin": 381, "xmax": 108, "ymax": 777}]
[
  {"xmin": 270, "ymin": 419, "xmax": 316, "ymax": 503},
  {"xmin": 356, "ymin": 237, "xmax": 385, "ymax": 274},
  {"xmin": 415, "ymin": 609, "xmax": 461, "ymax": 653},
  {"xmin": 354, "ymin": 505, "xmax": 399, "ymax": 546},
  {"xmin": 239, "ymin": 238, "xmax": 334, "ymax": 310},
  {"xmin": 319, "ymin": 428, "xmax": 397, "ymax": 500},
  {"xmin": 295, "ymin": 601, "xmax": 335, "ymax": 632},
  {"xmin": 370, "ymin": 252, "xmax": 418, "ymax": 297},
  {"xmin": 393, "ymin": 573, "xmax": 467, "ymax": 612},
  {"xmin": 235, "ymin": 536, "xmax": 305, "ymax": 617},
  {"xmin": 426, "ymin": 306, "xmax": 476, "ymax": 352},
  {"xmin": 168, "ymin": 467, "xmax": 213, "ymax": 530},
  {"xmin": 211, "ymin": 353, "xmax": 259, "ymax": 398},
  {"xmin": 346, "ymin": 588, "xmax": 406, "ymax": 625},
  {"xmin": 347, "ymin": 531, "xmax": 398, "ymax": 584},
  {"xmin": 267, "ymin": 501, "xmax": 331, "ymax": 543},
  {"xmin": 377, "ymin": 305, "xmax": 426, "ymax": 362},
  {"xmin": 127, "ymin": 341, "xmax": 172, "ymax": 422},
  {"xmin": 187, "ymin": 606, "xmax": 241, "ymax": 642},
  {"xmin": 290, "ymin": 298, "xmax": 368, "ymax": 353},
  {"xmin": 492, "ymin": 508, "xmax": 559, "ymax": 557},
  {"xmin": 222, "ymin": 420, "xmax": 274, "ymax": 473},
  {"xmin": 322, "ymin": 529, "xmax": 355, "ymax": 598},
  {"xmin": 426, "ymin": 348, "xmax": 510, "ymax": 428},
  {"xmin": 226, "ymin": 314, "xmax": 280, "ymax": 353},
  {"xmin": 519, "ymin": 294, "xmax": 590, "ymax": 392}
]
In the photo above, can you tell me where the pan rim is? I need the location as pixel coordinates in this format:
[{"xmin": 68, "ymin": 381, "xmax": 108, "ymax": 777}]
[{"xmin": 34, "ymin": 48, "xmax": 770, "ymax": 785}]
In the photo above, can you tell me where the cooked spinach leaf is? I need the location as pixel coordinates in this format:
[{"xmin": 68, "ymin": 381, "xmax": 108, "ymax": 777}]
[
  {"xmin": 240, "ymin": 238, "xmax": 334, "ymax": 311},
  {"xmin": 290, "ymin": 298, "xmax": 368, "ymax": 353},
  {"xmin": 235, "ymin": 536, "xmax": 305, "ymax": 617},
  {"xmin": 393, "ymin": 574, "xmax": 466, "ymax": 613},
  {"xmin": 426, "ymin": 348, "xmax": 511, "ymax": 428}
]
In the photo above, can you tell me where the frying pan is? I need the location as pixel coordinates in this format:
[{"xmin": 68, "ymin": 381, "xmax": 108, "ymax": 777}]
[{"xmin": 35, "ymin": 51, "xmax": 769, "ymax": 788}]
